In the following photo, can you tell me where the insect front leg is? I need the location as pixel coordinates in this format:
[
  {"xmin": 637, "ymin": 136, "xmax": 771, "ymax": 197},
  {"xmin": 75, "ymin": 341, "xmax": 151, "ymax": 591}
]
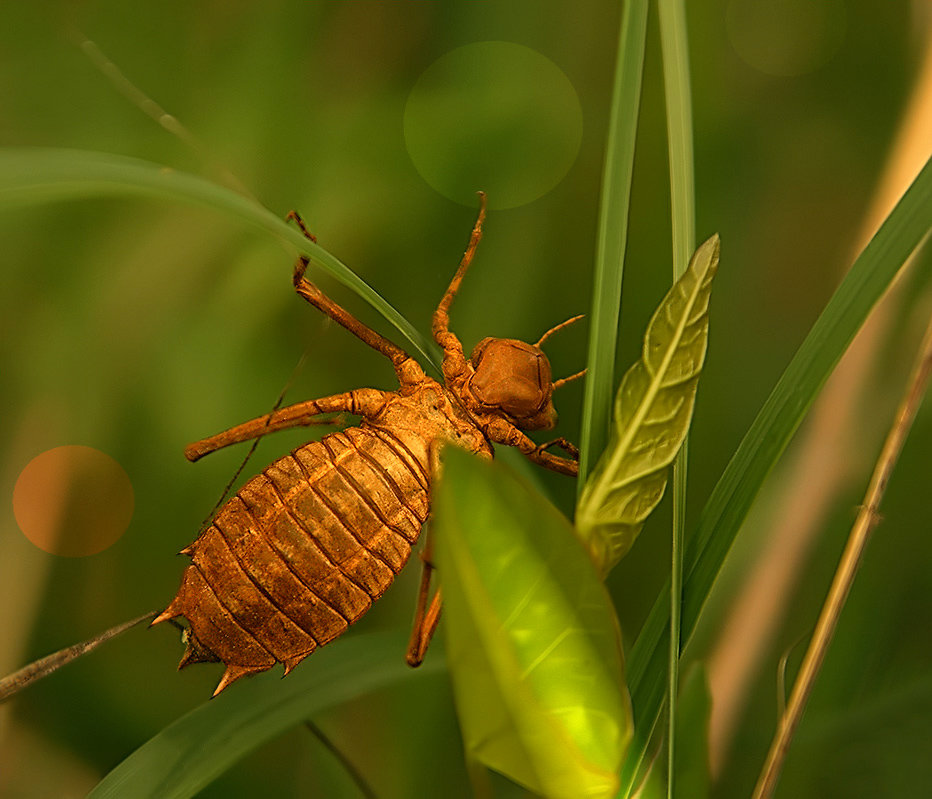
[
  {"xmin": 484, "ymin": 418, "xmax": 580, "ymax": 477},
  {"xmin": 184, "ymin": 388, "xmax": 390, "ymax": 461},
  {"xmin": 532, "ymin": 437, "xmax": 580, "ymax": 461},
  {"xmin": 287, "ymin": 211, "xmax": 425, "ymax": 387},
  {"xmin": 431, "ymin": 192, "xmax": 487, "ymax": 386}
]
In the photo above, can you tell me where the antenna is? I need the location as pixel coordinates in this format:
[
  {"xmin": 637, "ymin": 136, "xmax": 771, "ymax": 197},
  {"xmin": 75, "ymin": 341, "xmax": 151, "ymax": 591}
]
[{"xmin": 535, "ymin": 313, "xmax": 584, "ymax": 348}]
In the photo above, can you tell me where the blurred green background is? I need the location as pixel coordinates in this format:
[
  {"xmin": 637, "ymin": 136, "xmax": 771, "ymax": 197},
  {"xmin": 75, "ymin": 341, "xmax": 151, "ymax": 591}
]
[{"xmin": 1, "ymin": 1, "xmax": 930, "ymax": 797}]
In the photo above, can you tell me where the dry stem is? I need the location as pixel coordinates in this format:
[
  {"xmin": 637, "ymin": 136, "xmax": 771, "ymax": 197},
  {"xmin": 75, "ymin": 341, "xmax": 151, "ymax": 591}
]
[{"xmin": 752, "ymin": 312, "xmax": 932, "ymax": 799}]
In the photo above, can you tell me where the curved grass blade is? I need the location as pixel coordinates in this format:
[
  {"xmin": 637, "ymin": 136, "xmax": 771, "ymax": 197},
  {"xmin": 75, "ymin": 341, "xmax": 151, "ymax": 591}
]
[
  {"xmin": 0, "ymin": 147, "xmax": 438, "ymax": 370},
  {"xmin": 620, "ymin": 155, "xmax": 932, "ymax": 794},
  {"xmin": 88, "ymin": 632, "xmax": 444, "ymax": 799},
  {"xmin": 434, "ymin": 447, "xmax": 631, "ymax": 799},
  {"xmin": 576, "ymin": 235, "xmax": 720, "ymax": 576}
]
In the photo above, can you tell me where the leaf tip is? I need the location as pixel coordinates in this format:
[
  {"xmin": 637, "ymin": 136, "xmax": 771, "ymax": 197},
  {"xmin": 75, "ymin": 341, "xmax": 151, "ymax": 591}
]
[
  {"xmin": 689, "ymin": 234, "xmax": 720, "ymax": 284},
  {"xmin": 698, "ymin": 232, "xmax": 720, "ymax": 261}
]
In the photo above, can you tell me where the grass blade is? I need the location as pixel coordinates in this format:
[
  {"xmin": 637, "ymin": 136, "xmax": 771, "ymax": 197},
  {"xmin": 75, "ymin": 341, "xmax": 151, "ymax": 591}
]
[
  {"xmin": 0, "ymin": 147, "xmax": 438, "ymax": 369},
  {"xmin": 619, "ymin": 154, "xmax": 932, "ymax": 793},
  {"xmin": 657, "ymin": 0, "xmax": 697, "ymax": 795},
  {"xmin": 673, "ymin": 664, "xmax": 711, "ymax": 799},
  {"xmin": 88, "ymin": 632, "xmax": 444, "ymax": 799},
  {"xmin": 659, "ymin": 0, "xmax": 696, "ymax": 271},
  {"xmin": 578, "ymin": 0, "xmax": 650, "ymax": 488}
]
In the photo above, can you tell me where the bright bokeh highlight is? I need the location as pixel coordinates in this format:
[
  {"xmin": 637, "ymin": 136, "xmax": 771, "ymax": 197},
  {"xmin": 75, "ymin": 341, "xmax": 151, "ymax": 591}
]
[{"xmin": 13, "ymin": 445, "xmax": 134, "ymax": 557}]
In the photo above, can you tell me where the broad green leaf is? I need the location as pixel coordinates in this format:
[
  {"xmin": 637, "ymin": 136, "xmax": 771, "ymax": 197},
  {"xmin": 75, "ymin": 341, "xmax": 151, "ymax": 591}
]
[
  {"xmin": 0, "ymin": 147, "xmax": 438, "ymax": 370},
  {"xmin": 89, "ymin": 632, "xmax": 444, "ymax": 799},
  {"xmin": 433, "ymin": 447, "xmax": 631, "ymax": 799},
  {"xmin": 576, "ymin": 236, "xmax": 720, "ymax": 575}
]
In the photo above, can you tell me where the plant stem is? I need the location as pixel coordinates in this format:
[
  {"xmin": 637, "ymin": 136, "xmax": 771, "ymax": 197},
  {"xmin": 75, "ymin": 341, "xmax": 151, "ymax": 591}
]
[
  {"xmin": 658, "ymin": 0, "xmax": 696, "ymax": 795},
  {"xmin": 305, "ymin": 720, "xmax": 377, "ymax": 799},
  {"xmin": 752, "ymin": 310, "xmax": 932, "ymax": 799},
  {"xmin": 0, "ymin": 611, "xmax": 156, "ymax": 702}
]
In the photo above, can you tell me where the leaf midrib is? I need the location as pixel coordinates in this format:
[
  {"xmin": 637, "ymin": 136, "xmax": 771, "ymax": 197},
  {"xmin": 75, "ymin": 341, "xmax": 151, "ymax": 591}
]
[{"xmin": 583, "ymin": 267, "xmax": 706, "ymax": 515}]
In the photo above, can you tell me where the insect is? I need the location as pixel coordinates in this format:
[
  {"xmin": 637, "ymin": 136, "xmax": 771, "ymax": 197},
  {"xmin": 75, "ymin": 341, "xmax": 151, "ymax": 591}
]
[{"xmin": 152, "ymin": 193, "xmax": 584, "ymax": 695}]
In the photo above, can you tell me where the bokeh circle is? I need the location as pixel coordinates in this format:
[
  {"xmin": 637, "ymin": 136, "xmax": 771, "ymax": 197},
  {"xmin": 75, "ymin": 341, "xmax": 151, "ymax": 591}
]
[
  {"xmin": 12, "ymin": 445, "xmax": 135, "ymax": 557},
  {"xmin": 726, "ymin": 0, "xmax": 846, "ymax": 77},
  {"xmin": 404, "ymin": 41, "xmax": 583, "ymax": 209}
]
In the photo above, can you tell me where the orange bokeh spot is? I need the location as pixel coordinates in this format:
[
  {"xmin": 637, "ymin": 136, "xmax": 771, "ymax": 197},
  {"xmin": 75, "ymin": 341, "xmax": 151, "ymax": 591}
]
[{"xmin": 12, "ymin": 446, "xmax": 134, "ymax": 557}]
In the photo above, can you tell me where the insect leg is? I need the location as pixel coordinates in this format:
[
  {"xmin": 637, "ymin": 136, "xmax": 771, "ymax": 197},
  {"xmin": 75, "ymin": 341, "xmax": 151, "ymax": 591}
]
[
  {"xmin": 184, "ymin": 389, "xmax": 389, "ymax": 461},
  {"xmin": 431, "ymin": 192, "xmax": 487, "ymax": 382},
  {"xmin": 405, "ymin": 442, "xmax": 445, "ymax": 666},
  {"xmin": 287, "ymin": 212, "xmax": 424, "ymax": 385},
  {"xmin": 285, "ymin": 209, "xmax": 319, "ymax": 243},
  {"xmin": 484, "ymin": 418, "xmax": 579, "ymax": 477},
  {"xmin": 532, "ymin": 436, "xmax": 580, "ymax": 460},
  {"xmin": 405, "ymin": 527, "xmax": 443, "ymax": 668}
]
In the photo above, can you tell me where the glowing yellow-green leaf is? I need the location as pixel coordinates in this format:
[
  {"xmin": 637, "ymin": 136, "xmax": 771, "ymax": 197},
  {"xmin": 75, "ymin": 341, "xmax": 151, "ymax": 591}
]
[
  {"xmin": 434, "ymin": 447, "xmax": 631, "ymax": 799},
  {"xmin": 576, "ymin": 235, "xmax": 719, "ymax": 575}
]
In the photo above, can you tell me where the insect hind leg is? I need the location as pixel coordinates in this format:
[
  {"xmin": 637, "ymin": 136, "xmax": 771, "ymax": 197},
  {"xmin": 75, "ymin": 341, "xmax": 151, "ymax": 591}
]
[{"xmin": 184, "ymin": 389, "xmax": 388, "ymax": 461}]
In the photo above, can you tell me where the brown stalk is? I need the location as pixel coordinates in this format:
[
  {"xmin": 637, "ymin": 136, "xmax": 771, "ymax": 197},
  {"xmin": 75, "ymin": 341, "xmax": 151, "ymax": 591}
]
[
  {"xmin": 707, "ymin": 20, "xmax": 932, "ymax": 769},
  {"xmin": 0, "ymin": 612, "xmax": 156, "ymax": 703},
  {"xmin": 752, "ymin": 310, "xmax": 932, "ymax": 799}
]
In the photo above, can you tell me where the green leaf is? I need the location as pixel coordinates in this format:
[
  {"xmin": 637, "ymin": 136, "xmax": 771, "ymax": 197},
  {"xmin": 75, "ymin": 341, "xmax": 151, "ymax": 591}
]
[
  {"xmin": 576, "ymin": 235, "xmax": 720, "ymax": 575},
  {"xmin": 433, "ymin": 447, "xmax": 631, "ymax": 799},
  {"xmin": 0, "ymin": 147, "xmax": 438, "ymax": 370},
  {"xmin": 89, "ymin": 632, "xmax": 444, "ymax": 799}
]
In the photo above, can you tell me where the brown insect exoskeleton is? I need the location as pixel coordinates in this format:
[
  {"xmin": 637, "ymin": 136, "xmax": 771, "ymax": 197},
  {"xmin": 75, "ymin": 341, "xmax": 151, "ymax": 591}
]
[{"xmin": 152, "ymin": 193, "xmax": 584, "ymax": 695}]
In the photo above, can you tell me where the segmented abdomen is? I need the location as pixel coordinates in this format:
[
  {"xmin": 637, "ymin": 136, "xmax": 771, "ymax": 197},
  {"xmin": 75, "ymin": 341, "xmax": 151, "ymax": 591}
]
[{"xmin": 155, "ymin": 425, "xmax": 430, "ymax": 694}]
